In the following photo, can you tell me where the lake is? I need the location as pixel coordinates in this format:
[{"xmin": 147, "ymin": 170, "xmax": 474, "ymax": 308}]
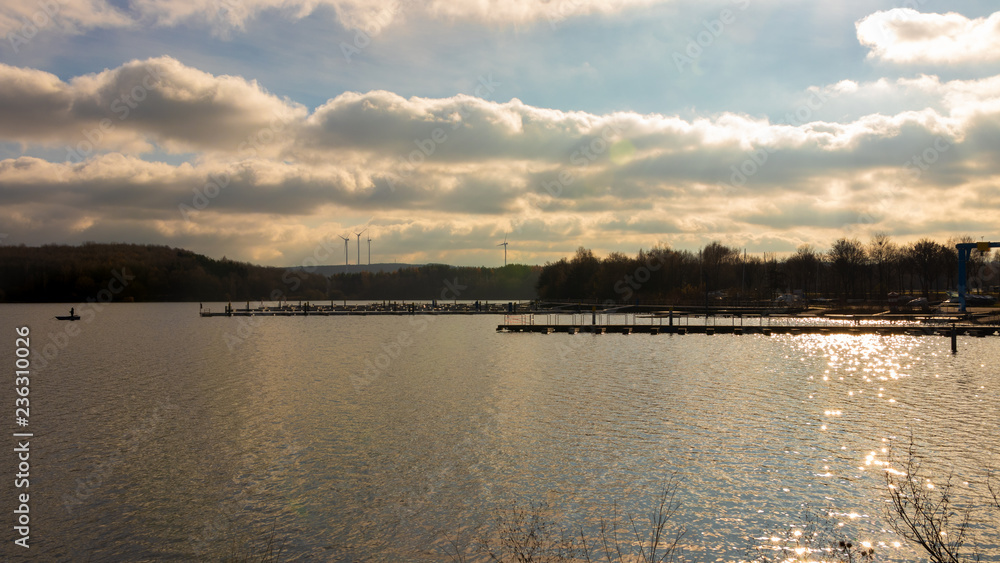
[{"xmin": 2, "ymin": 303, "xmax": 998, "ymax": 561}]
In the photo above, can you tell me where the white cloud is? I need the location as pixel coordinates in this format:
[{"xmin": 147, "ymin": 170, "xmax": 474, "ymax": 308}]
[
  {"xmin": 0, "ymin": 57, "xmax": 306, "ymax": 157},
  {"xmin": 2, "ymin": 0, "xmax": 673, "ymax": 39},
  {"xmin": 3, "ymin": 58, "xmax": 1000, "ymax": 264},
  {"xmin": 857, "ymin": 8, "xmax": 1000, "ymax": 65},
  {"xmin": 423, "ymin": 0, "xmax": 663, "ymax": 27},
  {"xmin": 0, "ymin": 0, "xmax": 132, "ymax": 37}
]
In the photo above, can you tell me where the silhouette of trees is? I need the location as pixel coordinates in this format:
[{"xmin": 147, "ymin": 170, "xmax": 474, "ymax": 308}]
[
  {"xmin": 567, "ymin": 247, "xmax": 601, "ymax": 299},
  {"xmin": 785, "ymin": 245, "xmax": 820, "ymax": 297},
  {"xmin": 868, "ymin": 232, "xmax": 899, "ymax": 299},
  {"xmin": 535, "ymin": 235, "xmax": 998, "ymax": 304},
  {"xmin": 328, "ymin": 263, "xmax": 540, "ymax": 300},
  {"xmin": 828, "ymin": 238, "xmax": 867, "ymax": 299},
  {"xmin": 536, "ymin": 258, "xmax": 571, "ymax": 300},
  {"xmin": 2, "ymin": 235, "xmax": 996, "ymax": 304},
  {"xmin": 0, "ymin": 244, "xmax": 541, "ymax": 302},
  {"xmin": 701, "ymin": 242, "xmax": 741, "ymax": 296},
  {"xmin": 905, "ymin": 239, "xmax": 953, "ymax": 298}
]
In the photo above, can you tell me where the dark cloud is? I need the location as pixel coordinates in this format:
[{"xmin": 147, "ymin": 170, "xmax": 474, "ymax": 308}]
[{"xmin": 2, "ymin": 55, "xmax": 1000, "ymax": 265}]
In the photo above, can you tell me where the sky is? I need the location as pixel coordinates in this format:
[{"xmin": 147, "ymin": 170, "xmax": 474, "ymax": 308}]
[{"xmin": 1, "ymin": 0, "xmax": 998, "ymax": 267}]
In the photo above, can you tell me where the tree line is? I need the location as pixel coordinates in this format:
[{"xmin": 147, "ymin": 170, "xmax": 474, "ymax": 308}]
[
  {"xmin": 0, "ymin": 243, "xmax": 540, "ymax": 302},
  {"xmin": 0, "ymin": 243, "xmax": 327, "ymax": 302},
  {"xmin": 326, "ymin": 263, "xmax": 539, "ymax": 300},
  {"xmin": 536, "ymin": 234, "xmax": 998, "ymax": 304},
  {"xmin": 1, "ymin": 237, "xmax": 995, "ymax": 304}
]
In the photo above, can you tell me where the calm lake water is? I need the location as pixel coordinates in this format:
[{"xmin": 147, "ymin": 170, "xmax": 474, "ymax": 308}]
[{"xmin": 2, "ymin": 303, "xmax": 998, "ymax": 561}]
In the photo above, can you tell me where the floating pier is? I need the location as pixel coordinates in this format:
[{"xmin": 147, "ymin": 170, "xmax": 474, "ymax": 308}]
[
  {"xmin": 495, "ymin": 323, "xmax": 1000, "ymax": 337},
  {"xmin": 199, "ymin": 301, "xmax": 1000, "ymax": 342},
  {"xmin": 199, "ymin": 301, "xmax": 531, "ymax": 317}
]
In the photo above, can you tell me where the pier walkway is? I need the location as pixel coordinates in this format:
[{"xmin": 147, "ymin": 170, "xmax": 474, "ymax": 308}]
[
  {"xmin": 497, "ymin": 310, "xmax": 1000, "ymax": 338},
  {"xmin": 198, "ymin": 302, "xmax": 1000, "ymax": 340},
  {"xmin": 199, "ymin": 301, "xmax": 529, "ymax": 317},
  {"xmin": 496, "ymin": 323, "xmax": 999, "ymax": 337}
]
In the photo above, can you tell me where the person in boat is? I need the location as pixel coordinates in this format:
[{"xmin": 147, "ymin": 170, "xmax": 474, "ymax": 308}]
[{"xmin": 70, "ymin": 307, "xmax": 74, "ymax": 317}]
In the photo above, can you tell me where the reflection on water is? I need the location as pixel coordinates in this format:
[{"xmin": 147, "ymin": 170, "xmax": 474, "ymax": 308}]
[{"xmin": 1, "ymin": 303, "xmax": 997, "ymax": 561}]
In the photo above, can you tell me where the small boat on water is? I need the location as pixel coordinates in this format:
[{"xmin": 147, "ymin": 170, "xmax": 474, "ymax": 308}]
[{"xmin": 56, "ymin": 308, "xmax": 80, "ymax": 321}]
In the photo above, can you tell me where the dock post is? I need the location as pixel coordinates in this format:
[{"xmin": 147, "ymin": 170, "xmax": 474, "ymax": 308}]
[{"xmin": 951, "ymin": 323, "xmax": 957, "ymax": 354}]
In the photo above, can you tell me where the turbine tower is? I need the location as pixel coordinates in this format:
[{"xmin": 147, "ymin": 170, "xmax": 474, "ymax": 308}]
[
  {"xmin": 367, "ymin": 231, "xmax": 372, "ymax": 265},
  {"xmin": 338, "ymin": 235, "xmax": 350, "ymax": 269},
  {"xmin": 355, "ymin": 228, "xmax": 367, "ymax": 266},
  {"xmin": 497, "ymin": 233, "xmax": 509, "ymax": 266}
]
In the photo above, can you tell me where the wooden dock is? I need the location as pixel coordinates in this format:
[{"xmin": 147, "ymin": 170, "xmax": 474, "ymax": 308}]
[
  {"xmin": 201, "ymin": 309, "xmax": 519, "ymax": 317},
  {"xmin": 496, "ymin": 324, "xmax": 1000, "ymax": 337},
  {"xmin": 199, "ymin": 301, "xmax": 530, "ymax": 317},
  {"xmin": 199, "ymin": 303, "xmax": 1000, "ymax": 336}
]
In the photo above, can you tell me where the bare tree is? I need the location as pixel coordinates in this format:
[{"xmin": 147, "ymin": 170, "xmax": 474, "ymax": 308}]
[
  {"xmin": 448, "ymin": 482, "xmax": 686, "ymax": 563},
  {"xmin": 881, "ymin": 440, "xmax": 1000, "ymax": 563},
  {"xmin": 828, "ymin": 238, "xmax": 866, "ymax": 299},
  {"xmin": 749, "ymin": 512, "xmax": 875, "ymax": 563},
  {"xmin": 785, "ymin": 244, "xmax": 820, "ymax": 296},
  {"xmin": 701, "ymin": 241, "xmax": 741, "ymax": 294},
  {"xmin": 586, "ymin": 487, "xmax": 685, "ymax": 563},
  {"xmin": 868, "ymin": 232, "xmax": 897, "ymax": 300},
  {"xmin": 906, "ymin": 239, "xmax": 951, "ymax": 298}
]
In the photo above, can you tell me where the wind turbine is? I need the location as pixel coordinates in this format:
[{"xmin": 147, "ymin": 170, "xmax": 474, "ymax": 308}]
[
  {"xmin": 367, "ymin": 231, "xmax": 372, "ymax": 265},
  {"xmin": 338, "ymin": 235, "xmax": 350, "ymax": 269},
  {"xmin": 497, "ymin": 233, "xmax": 509, "ymax": 266},
  {"xmin": 355, "ymin": 228, "xmax": 367, "ymax": 266}
]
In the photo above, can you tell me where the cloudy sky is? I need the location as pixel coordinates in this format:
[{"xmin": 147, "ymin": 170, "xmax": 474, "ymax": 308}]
[{"xmin": 1, "ymin": 0, "xmax": 998, "ymax": 267}]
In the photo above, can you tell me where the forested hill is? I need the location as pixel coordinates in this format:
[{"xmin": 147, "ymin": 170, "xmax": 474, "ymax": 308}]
[
  {"xmin": 0, "ymin": 243, "xmax": 329, "ymax": 302},
  {"xmin": 0, "ymin": 243, "xmax": 541, "ymax": 302}
]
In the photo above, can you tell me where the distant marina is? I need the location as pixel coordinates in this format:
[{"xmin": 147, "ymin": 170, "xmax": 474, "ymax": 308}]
[
  {"xmin": 198, "ymin": 300, "xmax": 531, "ymax": 316},
  {"xmin": 198, "ymin": 300, "xmax": 1000, "ymax": 340}
]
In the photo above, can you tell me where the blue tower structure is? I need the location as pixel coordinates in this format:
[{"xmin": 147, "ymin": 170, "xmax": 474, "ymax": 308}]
[{"xmin": 956, "ymin": 241, "xmax": 1000, "ymax": 312}]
